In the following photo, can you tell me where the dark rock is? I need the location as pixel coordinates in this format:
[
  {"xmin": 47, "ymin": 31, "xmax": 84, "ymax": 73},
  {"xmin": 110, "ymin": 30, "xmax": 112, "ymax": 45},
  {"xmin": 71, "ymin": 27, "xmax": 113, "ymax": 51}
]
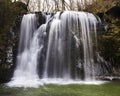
[{"xmin": 106, "ymin": 6, "xmax": 120, "ymax": 18}]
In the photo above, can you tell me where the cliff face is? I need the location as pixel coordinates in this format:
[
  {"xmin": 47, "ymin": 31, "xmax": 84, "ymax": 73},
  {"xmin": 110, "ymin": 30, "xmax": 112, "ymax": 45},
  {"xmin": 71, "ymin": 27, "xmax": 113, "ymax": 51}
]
[
  {"xmin": 0, "ymin": 0, "xmax": 27, "ymax": 83},
  {"xmin": 82, "ymin": 0, "xmax": 120, "ymax": 76},
  {"xmin": 90, "ymin": 1, "xmax": 120, "ymax": 76},
  {"xmin": 99, "ymin": 6, "xmax": 120, "ymax": 76}
]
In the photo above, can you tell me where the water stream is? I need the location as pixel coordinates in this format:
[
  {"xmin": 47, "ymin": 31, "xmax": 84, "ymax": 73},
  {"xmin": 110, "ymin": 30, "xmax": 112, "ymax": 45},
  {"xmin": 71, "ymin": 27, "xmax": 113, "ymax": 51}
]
[{"xmin": 7, "ymin": 11, "xmax": 105, "ymax": 87}]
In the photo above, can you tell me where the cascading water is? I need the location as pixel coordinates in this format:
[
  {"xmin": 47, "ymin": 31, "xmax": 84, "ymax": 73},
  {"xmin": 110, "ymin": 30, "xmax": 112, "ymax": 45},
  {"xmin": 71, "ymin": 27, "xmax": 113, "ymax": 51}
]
[
  {"xmin": 42, "ymin": 11, "xmax": 98, "ymax": 82},
  {"xmin": 7, "ymin": 11, "xmax": 105, "ymax": 87},
  {"xmin": 7, "ymin": 14, "xmax": 44, "ymax": 87}
]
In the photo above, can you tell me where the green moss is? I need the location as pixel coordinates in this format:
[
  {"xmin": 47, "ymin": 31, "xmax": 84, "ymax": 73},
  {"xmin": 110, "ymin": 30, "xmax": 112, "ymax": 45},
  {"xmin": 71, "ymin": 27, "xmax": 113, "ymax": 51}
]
[{"xmin": 0, "ymin": 82, "xmax": 120, "ymax": 96}]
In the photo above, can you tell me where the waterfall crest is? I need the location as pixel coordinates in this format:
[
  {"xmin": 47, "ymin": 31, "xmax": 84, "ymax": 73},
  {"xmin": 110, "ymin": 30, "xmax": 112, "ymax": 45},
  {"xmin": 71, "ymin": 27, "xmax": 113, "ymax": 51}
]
[{"xmin": 7, "ymin": 11, "xmax": 105, "ymax": 87}]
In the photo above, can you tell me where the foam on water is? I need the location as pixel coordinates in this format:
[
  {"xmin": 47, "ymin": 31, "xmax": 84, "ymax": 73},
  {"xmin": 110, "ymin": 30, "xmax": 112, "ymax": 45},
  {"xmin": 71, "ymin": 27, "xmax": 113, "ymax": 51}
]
[{"xmin": 41, "ymin": 79, "xmax": 107, "ymax": 85}]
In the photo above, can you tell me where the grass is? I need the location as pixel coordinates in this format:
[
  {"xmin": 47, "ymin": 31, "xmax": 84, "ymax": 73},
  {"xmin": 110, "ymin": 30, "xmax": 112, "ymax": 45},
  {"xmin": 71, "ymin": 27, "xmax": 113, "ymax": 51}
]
[{"xmin": 0, "ymin": 81, "xmax": 120, "ymax": 96}]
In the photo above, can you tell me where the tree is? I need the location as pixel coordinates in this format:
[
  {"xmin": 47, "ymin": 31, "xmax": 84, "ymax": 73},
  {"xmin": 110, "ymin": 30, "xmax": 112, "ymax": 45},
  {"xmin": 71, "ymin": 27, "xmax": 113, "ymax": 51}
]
[{"xmin": 12, "ymin": 0, "xmax": 96, "ymax": 12}]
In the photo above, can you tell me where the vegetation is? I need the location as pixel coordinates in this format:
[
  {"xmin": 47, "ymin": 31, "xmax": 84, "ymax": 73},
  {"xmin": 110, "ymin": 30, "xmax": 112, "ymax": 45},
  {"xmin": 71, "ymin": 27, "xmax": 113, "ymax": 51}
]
[
  {"xmin": 92, "ymin": 0, "xmax": 120, "ymax": 74},
  {"xmin": 98, "ymin": 17, "xmax": 120, "ymax": 66},
  {"xmin": 12, "ymin": 0, "xmax": 97, "ymax": 12},
  {"xmin": 81, "ymin": 0, "xmax": 120, "ymax": 74},
  {"xmin": 0, "ymin": 82, "xmax": 120, "ymax": 96}
]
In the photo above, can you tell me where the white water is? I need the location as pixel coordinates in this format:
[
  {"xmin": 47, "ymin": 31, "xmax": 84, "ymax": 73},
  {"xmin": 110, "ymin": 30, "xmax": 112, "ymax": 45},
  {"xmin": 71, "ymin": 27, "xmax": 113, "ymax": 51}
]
[
  {"xmin": 43, "ymin": 11, "xmax": 98, "ymax": 81},
  {"xmin": 7, "ymin": 11, "xmax": 105, "ymax": 88},
  {"xmin": 41, "ymin": 78, "xmax": 107, "ymax": 85},
  {"xmin": 7, "ymin": 14, "xmax": 44, "ymax": 88}
]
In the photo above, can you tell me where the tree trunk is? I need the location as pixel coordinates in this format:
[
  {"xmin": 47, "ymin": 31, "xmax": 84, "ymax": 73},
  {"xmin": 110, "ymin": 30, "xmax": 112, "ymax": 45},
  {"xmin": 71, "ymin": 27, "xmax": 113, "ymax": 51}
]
[{"xmin": 62, "ymin": 0, "xmax": 65, "ymax": 10}]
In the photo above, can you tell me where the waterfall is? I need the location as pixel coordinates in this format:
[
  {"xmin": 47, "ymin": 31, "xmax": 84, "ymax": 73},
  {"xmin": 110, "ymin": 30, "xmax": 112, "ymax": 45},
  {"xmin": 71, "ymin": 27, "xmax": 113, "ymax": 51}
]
[
  {"xmin": 7, "ymin": 11, "xmax": 104, "ymax": 87},
  {"xmin": 43, "ymin": 11, "xmax": 98, "ymax": 82},
  {"xmin": 7, "ymin": 14, "xmax": 43, "ymax": 87}
]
